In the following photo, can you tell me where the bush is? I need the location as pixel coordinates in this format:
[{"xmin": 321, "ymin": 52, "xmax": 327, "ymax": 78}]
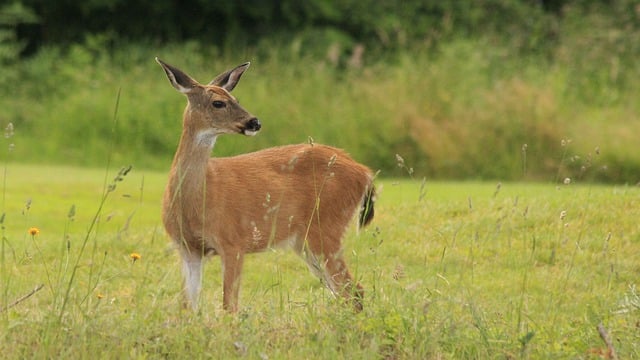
[{"xmin": 2, "ymin": 2, "xmax": 639, "ymax": 183}]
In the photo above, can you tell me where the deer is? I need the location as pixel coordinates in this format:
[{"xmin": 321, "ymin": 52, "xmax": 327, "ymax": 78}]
[{"xmin": 156, "ymin": 58, "xmax": 375, "ymax": 313}]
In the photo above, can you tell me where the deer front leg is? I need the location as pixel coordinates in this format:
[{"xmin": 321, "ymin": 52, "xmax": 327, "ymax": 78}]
[
  {"xmin": 181, "ymin": 250, "xmax": 203, "ymax": 311},
  {"xmin": 221, "ymin": 249, "xmax": 245, "ymax": 312}
]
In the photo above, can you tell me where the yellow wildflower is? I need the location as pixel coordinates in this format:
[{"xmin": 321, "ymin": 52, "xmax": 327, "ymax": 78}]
[
  {"xmin": 130, "ymin": 252, "xmax": 141, "ymax": 262},
  {"xmin": 28, "ymin": 227, "xmax": 40, "ymax": 236}
]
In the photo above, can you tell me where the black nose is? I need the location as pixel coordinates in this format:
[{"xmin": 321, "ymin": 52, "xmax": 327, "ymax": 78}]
[{"xmin": 246, "ymin": 118, "xmax": 261, "ymax": 132}]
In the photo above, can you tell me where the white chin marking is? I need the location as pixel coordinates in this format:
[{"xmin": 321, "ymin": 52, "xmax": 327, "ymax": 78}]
[{"xmin": 243, "ymin": 130, "xmax": 259, "ymax": 136}]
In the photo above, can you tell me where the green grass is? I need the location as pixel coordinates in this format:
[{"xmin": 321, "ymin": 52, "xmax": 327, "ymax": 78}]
[{"xmin": 0, "ymin": 163, "xmax": 638, "ymax": 358}]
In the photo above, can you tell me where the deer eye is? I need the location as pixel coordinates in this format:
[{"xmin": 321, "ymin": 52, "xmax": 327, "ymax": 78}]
[{"xmin": 212, "ymin": 101, "xmax": 226, "ymax": 108}]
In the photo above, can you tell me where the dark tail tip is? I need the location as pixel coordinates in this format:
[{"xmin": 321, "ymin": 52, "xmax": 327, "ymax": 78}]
[{"xmin": 358, "ymin": 186, "xmax": 376, "ymax": 228}]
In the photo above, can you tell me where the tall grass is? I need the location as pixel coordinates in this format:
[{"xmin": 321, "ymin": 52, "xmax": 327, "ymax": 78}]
[
  {"xmin": 2, "ymin": 29, "xmax": 639, "ymax": 183},
  {"xmin": 0, "ymin": 163, "xmax": 638, "ymax": 358}
]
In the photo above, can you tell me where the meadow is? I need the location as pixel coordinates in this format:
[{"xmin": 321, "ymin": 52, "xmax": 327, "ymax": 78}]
[
  {"xmin": 0, "ymin": 161, "xmax": 638, "ymax": 359},
  {"xmin": 2, "ymin": 2, "xmax": 639, "ymax": 358}
]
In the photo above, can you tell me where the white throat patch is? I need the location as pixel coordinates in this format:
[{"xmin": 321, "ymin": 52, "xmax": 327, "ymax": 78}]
[{"xmin": 196, "ymin": 130, "xmax": 217, "ymax": 148}]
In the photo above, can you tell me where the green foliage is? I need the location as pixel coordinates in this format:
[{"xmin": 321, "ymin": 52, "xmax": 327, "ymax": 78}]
[
  {"xmin": 0, "ymin": 1, "xmax": 37, "ymax": 85},
  {"xmin": 555, "ymin": 0, "xmax": 640, "ymax": 106},
  {"xmin": 1, "ymin": 37, "xmax": 639, "ymax": 182},
  {"xmin": 15, "ymin": 0, "xmax": 555, "ymax": 53}
]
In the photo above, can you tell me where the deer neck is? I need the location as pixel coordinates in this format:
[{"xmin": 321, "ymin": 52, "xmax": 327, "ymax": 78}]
[{"xmin": 168, "ymin": 121, "xmax": 217, "ymax": 204}]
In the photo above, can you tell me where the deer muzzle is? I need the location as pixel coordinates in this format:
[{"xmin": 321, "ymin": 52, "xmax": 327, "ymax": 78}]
[{"xmin": 242, "ymin": 118, "xmax": 261, "ymax": 136}]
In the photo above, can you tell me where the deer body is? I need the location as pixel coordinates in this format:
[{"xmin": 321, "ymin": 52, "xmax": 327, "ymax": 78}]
[{"xmin": 157, "ymin": 58, "xmax": 374, "ymax": 312}]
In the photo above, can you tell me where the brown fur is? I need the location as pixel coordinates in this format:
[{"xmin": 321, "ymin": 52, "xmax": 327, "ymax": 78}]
[{"xmin": 157, "ymin": 58, "xmax": 374, "ymax": 312}]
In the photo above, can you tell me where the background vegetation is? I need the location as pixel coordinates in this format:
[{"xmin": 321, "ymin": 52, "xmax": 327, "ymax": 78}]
[{"xmin": 1, "ymin": 0, "xmax": 639, "ymax": 182}]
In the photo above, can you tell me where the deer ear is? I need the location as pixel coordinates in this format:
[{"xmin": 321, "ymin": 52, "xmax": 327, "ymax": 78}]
[
  {"xmin": 156, "ymin": 57, "xmax": 199, "ymax": 94},
  {"xmin": 208, "ymin": 62, "xmax": 250, "ymax": 92}
]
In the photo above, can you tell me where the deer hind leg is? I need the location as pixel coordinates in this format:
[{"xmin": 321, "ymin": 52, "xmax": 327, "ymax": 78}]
[
  {"xmin": 220, "ymin": 248, "xmax": 245, "ymax": 312},
  {"xmin": 181, "ymin": 250, "xmax": 203, "ymax": 311},
  {"xmin": 323, "ymin": 253, "xmax": 364, "ymax": 311},
  {"xmin": 302, "ymin": 242, "xmax": 364, "ymax": 312}
]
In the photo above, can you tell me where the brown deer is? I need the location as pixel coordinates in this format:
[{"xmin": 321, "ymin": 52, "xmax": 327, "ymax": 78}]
[{"xmin": 156, "ymin": 58, "xmax": 375, "ymax": 312}]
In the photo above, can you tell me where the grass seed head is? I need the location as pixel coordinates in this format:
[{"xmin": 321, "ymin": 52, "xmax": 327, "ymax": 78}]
[{"xmin": 4, "ymin": 123, "xmax": 14, "ymax": 139}]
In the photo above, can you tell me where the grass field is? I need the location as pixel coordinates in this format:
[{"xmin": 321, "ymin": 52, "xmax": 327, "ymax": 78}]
[{"xmin": 0, "ymin": 163, "xmax": 638, "ymax": 359}]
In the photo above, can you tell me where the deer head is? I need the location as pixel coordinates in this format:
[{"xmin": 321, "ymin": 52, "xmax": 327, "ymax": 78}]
[{"xmin": 156, "ymin": 58, "xmax": 261, "ymax": 147}]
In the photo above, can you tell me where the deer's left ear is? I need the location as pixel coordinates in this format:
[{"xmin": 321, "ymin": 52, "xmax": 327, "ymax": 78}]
[{"xmin": 209, "ymin": 62, "xmax": 250, "ymax": 92}]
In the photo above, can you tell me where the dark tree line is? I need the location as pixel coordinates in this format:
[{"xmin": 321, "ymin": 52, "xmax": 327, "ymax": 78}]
[{"xmin": 3, "ymin": 0, "xmax": 633, "ymax": 56}]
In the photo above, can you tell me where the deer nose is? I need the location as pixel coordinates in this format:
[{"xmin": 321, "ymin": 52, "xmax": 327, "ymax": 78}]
[
  {"xmin": 242, "ymin": 118, "xmax": 261, "ymax": 136},
  {"xmin": 246, "ymin": 118, "xmax": 261, "ymax": 132}
]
